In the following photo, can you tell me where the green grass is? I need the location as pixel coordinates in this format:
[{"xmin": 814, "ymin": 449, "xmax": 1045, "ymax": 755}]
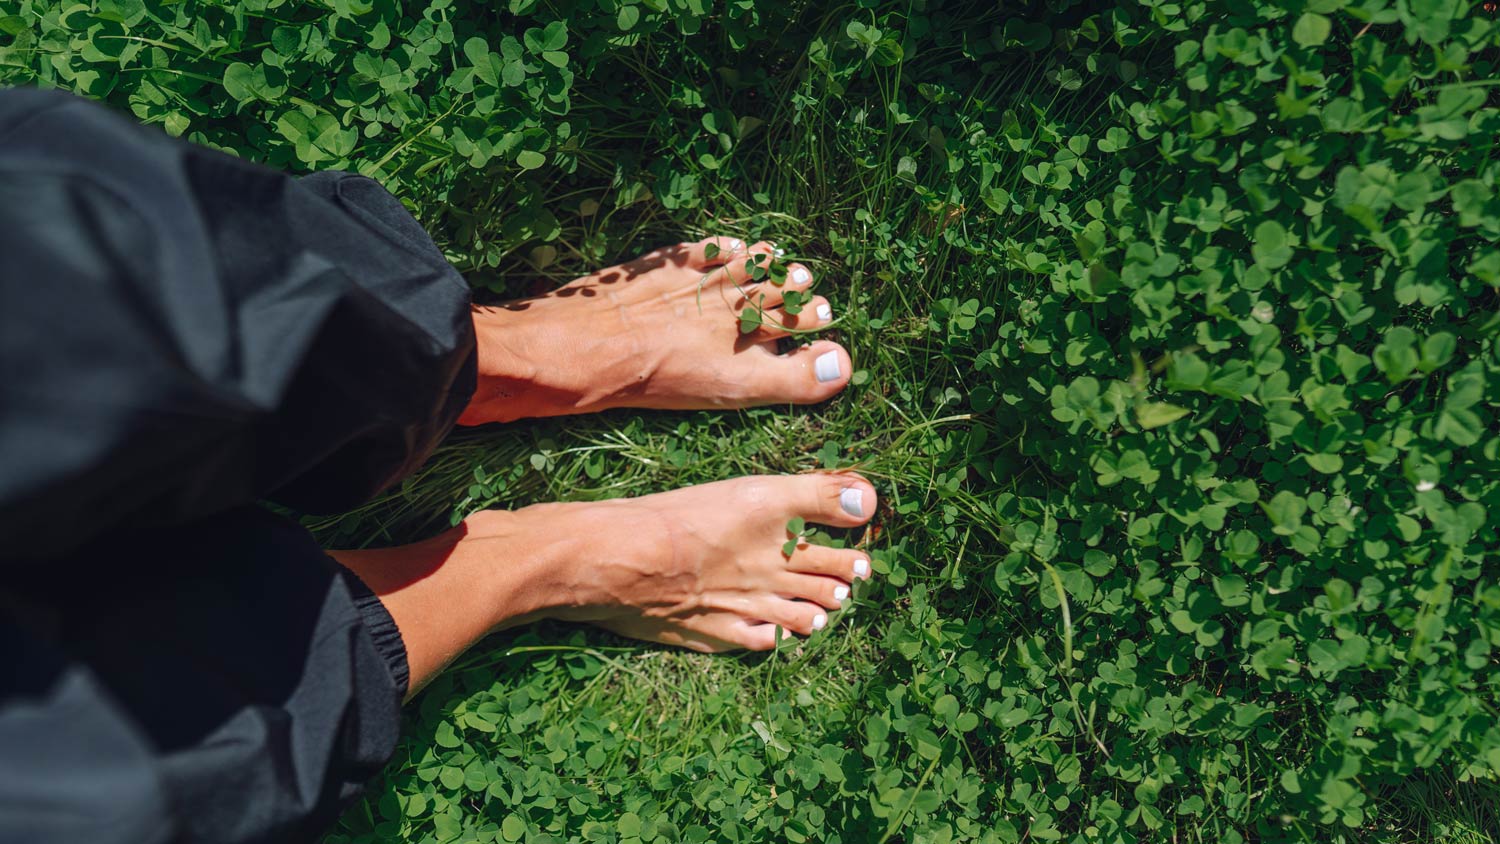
[
  {"xmin": 313, "ymin": 7, "xmax": 1497, "ymax": 841},
  {"xmin": 5, "ymin": 0, "xmax": 1499, "ymax": 840},
  {"xmin": 309, "ymin": 18, "xmax": 1094, "ymax": 841}
]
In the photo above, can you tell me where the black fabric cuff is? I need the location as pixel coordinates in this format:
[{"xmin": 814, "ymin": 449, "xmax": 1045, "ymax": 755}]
[{"xmin": 336, "ymin": 566, "xmax": 410, "ymax": 699}]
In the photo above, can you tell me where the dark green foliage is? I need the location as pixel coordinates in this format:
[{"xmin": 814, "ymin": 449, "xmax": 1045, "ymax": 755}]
[{"xmin": 5, "ymin": 0, "xmax": 1500, "ymax": 841}]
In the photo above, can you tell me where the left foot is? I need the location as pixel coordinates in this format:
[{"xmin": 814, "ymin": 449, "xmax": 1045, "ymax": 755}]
[
  {"xmin": 458, "ymin": 237, "xmax": 850, "ymax": 424},
  {"xmin": 329, "ymin": 472, "xmax": 879, "ymax": 694}
]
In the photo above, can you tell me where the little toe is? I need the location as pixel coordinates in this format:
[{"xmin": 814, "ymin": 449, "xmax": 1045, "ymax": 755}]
[
  {"xmin": 685, "ymin": 235, "xmax": 749, "ymax": 268},
  {"xmin": 604, "ymin": 611, "xmax": 809, "ymax": 653},
  {"xmin": 629, "ymin": 237, "xmax": 745, "ymax": 274},
  {"xmin": 598, "ymin": 614, "xmax": 740, "ymax": 653},
  {"xmin": 688, "ymin": 615, "xmax": 790, "ymax": 652},
  {"xmin": 747, "ymin": 596, "xmax": 828, "ymax": 636},
  {"xmin": 787, "ymin": 542, "xmax": 873, "ymax": 582},
  {"xmin": 738, "ymin": 620, "xmax": 802, "ymax": 651},
  {"xmin": 778, "ymin": 572, "xmax": 853, "ymax": 610}
]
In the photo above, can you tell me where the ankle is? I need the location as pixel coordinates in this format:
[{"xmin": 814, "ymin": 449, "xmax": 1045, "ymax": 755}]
[
  {"xmin": 460, "ymin": 502, "xmax": 614, "ymax": 627},
  {"xmin": 459, "ymin": 311, "xmax": 541, "ymax": 424},
  {"xmin": 476, "ymin": 498, "xmax": 678, "ymax": 625}
]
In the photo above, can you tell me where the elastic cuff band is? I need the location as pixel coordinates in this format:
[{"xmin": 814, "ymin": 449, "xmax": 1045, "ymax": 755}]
[{"xmin": 337, "ymin": 568, "xmax": 410, "ymax": 698}]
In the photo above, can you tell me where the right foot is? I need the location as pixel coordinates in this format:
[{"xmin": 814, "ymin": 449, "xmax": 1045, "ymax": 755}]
[
  {"xmin": 472, "ymin": 471, "xmax": 879, "ymax": 651},
  {"xmin": 458, "ymin": 237, "xmax": 852, "ymax": 424}
]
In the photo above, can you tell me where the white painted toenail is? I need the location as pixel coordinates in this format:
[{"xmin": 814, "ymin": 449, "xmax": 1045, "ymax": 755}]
[
  {"xmin": 792, "ymin": 267, "xmax": 811, "ymax": 285},
  {"xmin": 812, "ymin": 614, "xmax": 828, "ymax": 630},
  {"xmin": 726, "ymin": 238, "xmax": 745, "ymax": 252},
  {"xmin": 773, "ymin": 247, "xmax": 786, "ymax": 258},
  {"xmin": 853, "ymin": 558, "xmax": 870, "ymax": 578},
  {"xmin": 834, "ymin": 585, "xmax": 850, "ymax": 601},
  {"xmin": 814, "ymin": 351, "xmax": 841, "ymax": 383},
  {"xmin": 816, "ymin": 303, "xmax": 833, "ymax": 321},
  {"xmin": 840, "ymin": 487, "xmax": 865, "ymax": 518}
]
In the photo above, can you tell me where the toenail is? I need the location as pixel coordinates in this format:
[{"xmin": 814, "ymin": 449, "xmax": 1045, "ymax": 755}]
[
  {"xmin": 834, "ymin": 585, "xmax": 850, "ymax": 601},
  {"xmin": 840, "ymin": 487, "xmax": 865, "ymax": 518},
  {"xmin": 853, "ymin": 558, "xmax": 871, "ymax": 578},
  {"xmin": 726, "ymin": 238, "xmax": 745, "ymax": 252},
  {"xmin": 791, "ymin": 267, "xmax": 811, "ymax": 285},
  {"xmin": 812, "ymin": 613, "xmax": 828, "ymax": 630},
  {"xmin": 816, "ymin": 302, "xmax": 833, "ymax": 321},
  {"xmin": 773, "ymin": 247, "xmax": 786, "ymax": 258},
  {"xmin": 814, "ymin": 351, "xmax": 841, "ymax": 383}
]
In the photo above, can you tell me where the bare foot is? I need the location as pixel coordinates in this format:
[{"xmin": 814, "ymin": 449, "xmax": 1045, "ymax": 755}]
[
  {"xmin": 458, "ymin": 237, "xmax": 851, "ymax": 424},
  {"xmin": 485, "ymin": 471, "xmax": 877, "ymax": 651},
  {"xmin": 331, "ymin": 472, "xmax": 878, "ymax": 695}
]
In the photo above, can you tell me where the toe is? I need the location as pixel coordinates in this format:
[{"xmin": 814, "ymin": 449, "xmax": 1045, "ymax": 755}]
[
  {"xmin": 787, "ymin": 263, "xmax": 814, "ymax": 289},
  {"xmin": 688, "ymin": 615, "xmax": 787, "ymax": 652},
  {"xmin": 778, "ymin": 572, "xmax": 853, "ymax": 610},
  {"xmin": 597, "ymin": 614, "xmax": 743, "ymax": 653},
  {"xmin": 738, "ymin": 620, "xmax": 802, "ymax": 651},
  {"xmin": 717, "ymin": 242, "xmax": 777, "ymax": 288},
  {"xmin": 747, "ymin": 597, "xmax": 828, "ymax": 636},
  {"xmin": 781, "ymin": 263, "xmax": 815, "ymax": 300},
  {"xmin": 786, "ymin": 542, "xmax": 872, "ymax": 582},
  {"xmin": 683, "ymin": 235, "xmax": 749, "ymax": 268},
  {"xmin": 786, "ymin": 471, "xmax": 877, "ymax": 529},
  {"xmin": 756, "ymin": 295, "xmax": 833, "ymax": 339},
  {"xmin": 742, "ymin": 262, "xmax": 814, "ymax": 310},
  {"xmin": 748, "ymin": 339, "xmax": 852, "ymax": 402}
]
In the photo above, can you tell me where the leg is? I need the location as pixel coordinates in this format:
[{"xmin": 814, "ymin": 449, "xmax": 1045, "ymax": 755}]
[
  {"xmin": 459, "ymin": 238, "xmax": 851, "ymax": 424},
  {"xmin": 331, "ymin": 472, "xmax": 879, "ymax": 696},
  {"xmin": 0, "ymin": 89, "xmax": 475, "ymax": 559},
  {"xmin": 9, "ymin": 507, "xmax": 407, "ymax": 844},
  {"xmin": 0, "ymin": 614, "xmax": 173, "ymax": 844}
]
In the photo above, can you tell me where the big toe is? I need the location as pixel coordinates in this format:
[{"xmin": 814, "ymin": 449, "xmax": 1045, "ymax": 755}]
[
  {"xmin": 771, "ymin": 470, "xmax": 877, "ymax": 529},
  {"xmin": 745, "ymin": 340, "xmax": 852, "ymax": 403}
]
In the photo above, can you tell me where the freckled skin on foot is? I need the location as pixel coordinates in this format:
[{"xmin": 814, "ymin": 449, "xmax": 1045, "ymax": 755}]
[{"xmin": 458, "ymin": 236, "xmax": 852, "ymax": 424}]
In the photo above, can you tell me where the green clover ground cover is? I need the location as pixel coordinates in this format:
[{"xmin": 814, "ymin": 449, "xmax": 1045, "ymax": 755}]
[{"xmin": 6, "ymin": 0, "xmax": 1500, "ymax": 840}]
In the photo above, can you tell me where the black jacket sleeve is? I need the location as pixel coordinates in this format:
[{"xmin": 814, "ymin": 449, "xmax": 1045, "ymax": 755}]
[
  {"xmin": 0, "ymin": 86, "xmax": 472, "ymax": 843},
  {"xmin": 1, "ymin": 507, "xmax": 412, "ymax": 844},
  {"xmin": 0, "ymin": 86, "xmax": 477, "ymax": 560}
]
